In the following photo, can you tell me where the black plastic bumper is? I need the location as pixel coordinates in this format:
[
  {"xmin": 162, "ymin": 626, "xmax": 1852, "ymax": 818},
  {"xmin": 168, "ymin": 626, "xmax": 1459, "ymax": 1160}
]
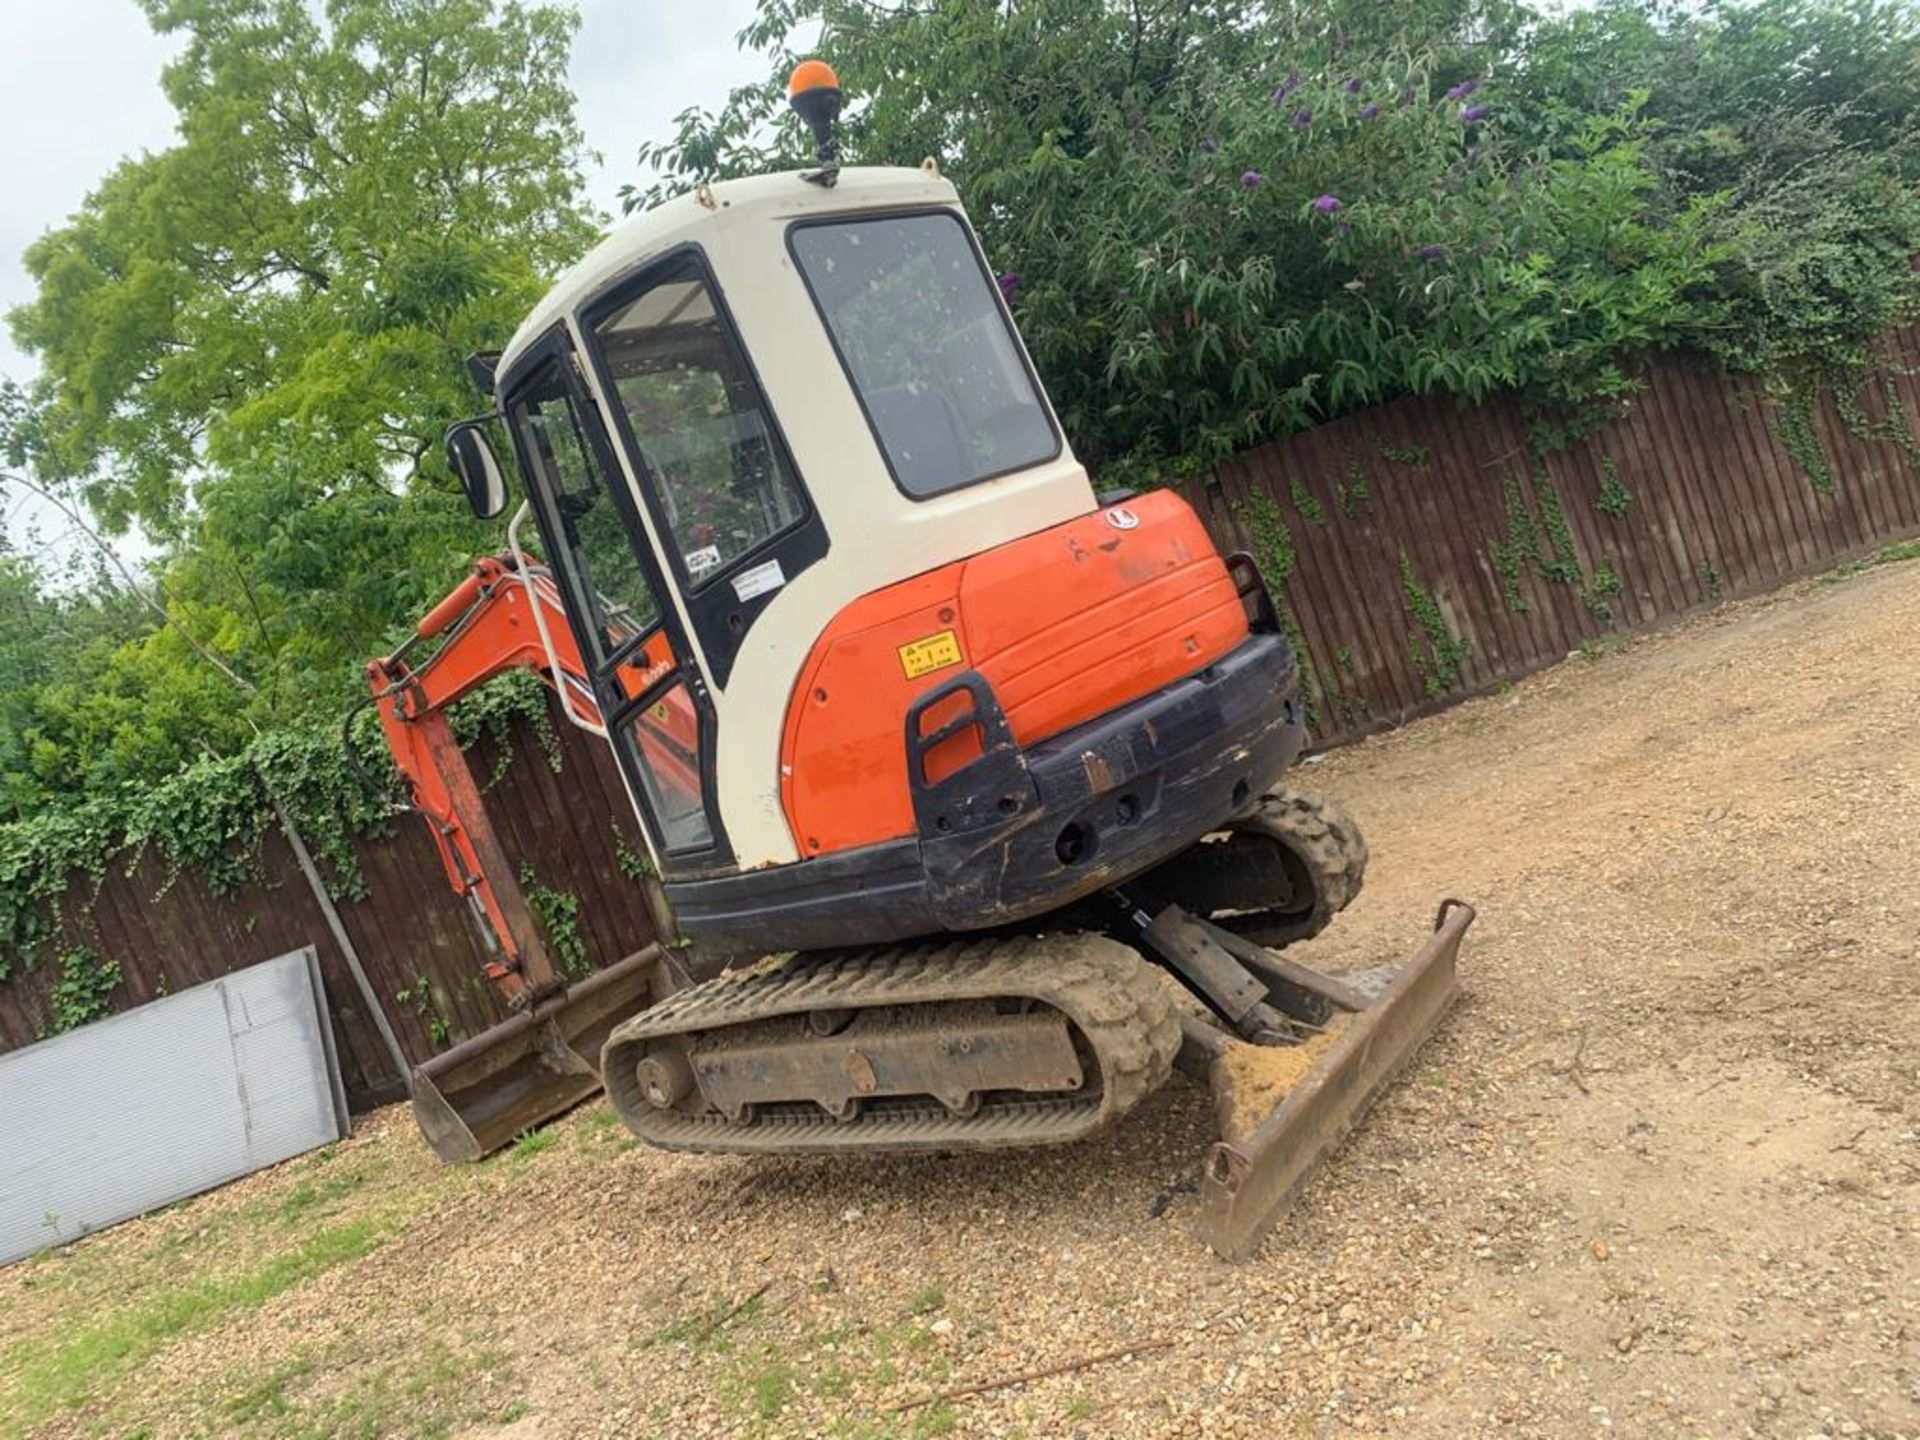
[{"xmin": 666, "ymin": 632, "xmax": 1305, "ymax": 953}]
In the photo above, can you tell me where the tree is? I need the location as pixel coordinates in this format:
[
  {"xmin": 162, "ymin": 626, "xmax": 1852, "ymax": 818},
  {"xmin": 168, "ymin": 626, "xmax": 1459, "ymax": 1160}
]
[
  {"xmin": 2, "ymin": 0, "xmax": 598, "ymax": 796},
  {"xmin": 633, "ymin": 0, "xmax": 1920, "ymax": 481},
  {"xmin": 12, "ymin": 0, "xmax": 596, "ymax": 534}
]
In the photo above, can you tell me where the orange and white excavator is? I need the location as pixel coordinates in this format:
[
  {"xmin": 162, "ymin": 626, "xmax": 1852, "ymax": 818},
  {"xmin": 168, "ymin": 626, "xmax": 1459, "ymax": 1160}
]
[{"xmin": 367, "ymin": 61, "xmax": 1474, "ymax": 1258}]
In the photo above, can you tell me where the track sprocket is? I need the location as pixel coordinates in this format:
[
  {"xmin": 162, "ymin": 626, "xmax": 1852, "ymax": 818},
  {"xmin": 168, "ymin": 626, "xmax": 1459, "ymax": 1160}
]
[{"xmin": 1128, "ymin": 786, "xmax": 1368, "ymax": 950}]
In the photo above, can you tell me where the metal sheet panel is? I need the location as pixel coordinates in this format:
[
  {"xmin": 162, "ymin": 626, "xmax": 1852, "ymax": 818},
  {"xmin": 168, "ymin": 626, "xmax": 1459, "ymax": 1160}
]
[{"xmin": 0, "ymin": 947, "xmax": 349, "ymax": 1265}]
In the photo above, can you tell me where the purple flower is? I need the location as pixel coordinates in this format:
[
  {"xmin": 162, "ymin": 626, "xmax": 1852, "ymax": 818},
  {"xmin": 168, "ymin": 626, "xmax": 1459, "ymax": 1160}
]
[
  {"xmin": 1270, "ymin": 69, "xmax": 1301, "ymax": 104},
  {"xmin": 1291, "ymin": 107, "xmax": 1314, "ymax": 130},
  {"xmin": 1200, "ymin": 137, "xmax": 1219, "ymax": 153},
  {"xmin": 1240, "ymin": 169, "xmax": 1262, "ymax": 189},
  {"xmin": 1360, "ymin": 102, "xmax": 1381, "ymax": 120},
  {"xmin": 1446, "ymin": 80, "xmax": 1479, "ymax": 100},
  {"xmin": 1460, "ymin": 104, "xmax": 1491, "ymax": 123},
  {"xmin": 997, "ymin": 272, "xmax": 1021, "ymax": 299},
  {"xmin": 1312, "ymin": 193, "xmax": 1342, "ymax": 214},
  {"xmin": 1343, "ymin": 77, "xmax": 1363, "ymax": 94},
  {"xmin": 1418, "ymin": 243, "xmax": 1447, "ymax": 262}
]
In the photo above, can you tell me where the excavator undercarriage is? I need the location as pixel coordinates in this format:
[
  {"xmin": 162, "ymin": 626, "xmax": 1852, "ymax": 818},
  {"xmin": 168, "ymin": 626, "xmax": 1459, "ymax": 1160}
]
[{"xmin": 592, "ymin": 790, "xmax": 1470, "ymax": 1258}]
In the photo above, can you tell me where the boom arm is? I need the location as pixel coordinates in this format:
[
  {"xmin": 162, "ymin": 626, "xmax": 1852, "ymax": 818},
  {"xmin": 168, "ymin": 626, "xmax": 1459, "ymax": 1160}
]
[{"xmin": 366, "ymin": 554, "xmax": 604, "ymax": 1008}]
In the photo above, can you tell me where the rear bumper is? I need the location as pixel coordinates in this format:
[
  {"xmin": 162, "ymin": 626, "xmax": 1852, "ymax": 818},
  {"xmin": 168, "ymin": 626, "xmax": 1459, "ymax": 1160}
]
[{"xmin": 667, "ymin": 632, "xmax": 1305, "ymax": 952}]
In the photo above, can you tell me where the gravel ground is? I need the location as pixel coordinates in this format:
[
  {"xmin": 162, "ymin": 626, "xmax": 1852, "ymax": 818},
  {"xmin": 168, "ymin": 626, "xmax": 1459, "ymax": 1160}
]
[{"xmin": 5, "ymin": 560, "xmax": 1918, "ymax": 1440}]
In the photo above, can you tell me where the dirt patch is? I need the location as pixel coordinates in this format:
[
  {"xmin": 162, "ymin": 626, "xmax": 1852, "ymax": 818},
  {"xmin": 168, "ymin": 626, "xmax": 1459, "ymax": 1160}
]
[
  {"xmin": 6, "ymin": 560, "xmax": 1920, "ymax": 1439},
  {"xmin": 1214, "ymin": 1025, "xmax": 1345, "ymax": 1142}
]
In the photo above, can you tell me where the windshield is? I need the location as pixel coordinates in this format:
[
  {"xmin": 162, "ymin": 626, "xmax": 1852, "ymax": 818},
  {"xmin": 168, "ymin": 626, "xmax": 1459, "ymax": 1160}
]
[
  {"xmin": 590, "ymin": 257, "xmax": 806, "ymax": 586},
  {"xmin": 790, "ymin": 211, "xmax": 1059, "ymax": 497}
]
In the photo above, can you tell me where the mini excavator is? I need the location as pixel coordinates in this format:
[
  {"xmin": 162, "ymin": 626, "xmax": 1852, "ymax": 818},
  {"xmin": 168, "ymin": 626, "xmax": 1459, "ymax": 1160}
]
[{"xmin": 364, "ymin": 61, "xmax": 1474, "ymax": 1258}]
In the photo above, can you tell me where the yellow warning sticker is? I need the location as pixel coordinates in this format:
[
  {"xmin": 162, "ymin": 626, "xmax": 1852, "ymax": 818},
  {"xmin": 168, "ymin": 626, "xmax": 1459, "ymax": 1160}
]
[{"xmin": 898, "ymin": 629, "xmax": 964, "ymax": 679}]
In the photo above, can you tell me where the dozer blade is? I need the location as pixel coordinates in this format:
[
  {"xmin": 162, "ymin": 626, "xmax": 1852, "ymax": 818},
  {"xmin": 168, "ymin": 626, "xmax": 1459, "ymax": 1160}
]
[
  {"xmin": 411, "ymin": 945, "xmax": 670, "ymax": 1163},
  {"xmin": 1193, "ymin": 899, "xmax": 1474, "ymax": 1260}
]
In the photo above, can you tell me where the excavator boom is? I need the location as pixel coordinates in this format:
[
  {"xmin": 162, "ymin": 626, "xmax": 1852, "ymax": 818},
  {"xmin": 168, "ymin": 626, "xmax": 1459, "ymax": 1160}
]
[{"xmin": 365, "ymin": 554, "xmax": 671, "ymax": 1161}]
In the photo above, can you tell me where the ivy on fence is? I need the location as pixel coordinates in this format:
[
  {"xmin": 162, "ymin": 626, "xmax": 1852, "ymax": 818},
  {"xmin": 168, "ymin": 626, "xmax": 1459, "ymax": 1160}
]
[{"xmin": 0, "ymin": 671, "xmax": 560, "ymax": 996}]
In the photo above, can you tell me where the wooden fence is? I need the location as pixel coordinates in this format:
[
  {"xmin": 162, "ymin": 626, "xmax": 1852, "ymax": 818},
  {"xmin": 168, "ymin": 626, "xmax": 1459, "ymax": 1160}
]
[
  {"xmin": 0, "ymin": 713, "xmax": 663, "ymax": 1110},
  {"xmin": 1183, "ymin": 326, "xmax": 1920, "ymax": 744},
  {"xmin": 6, "ymin": 330, "xmax": 1920, "ymax": 1103}
]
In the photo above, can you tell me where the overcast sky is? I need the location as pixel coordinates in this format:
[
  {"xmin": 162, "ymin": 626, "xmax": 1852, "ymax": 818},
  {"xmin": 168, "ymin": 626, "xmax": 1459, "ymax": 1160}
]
[{"xmin": 0, "ymin": 0, "xmax": 775, "ymax": 558}]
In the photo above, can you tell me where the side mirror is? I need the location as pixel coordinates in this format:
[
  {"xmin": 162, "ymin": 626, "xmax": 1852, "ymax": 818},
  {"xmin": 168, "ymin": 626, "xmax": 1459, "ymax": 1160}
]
[{"xmin": 446, "ymin": 419, "xmax": 508, "ymax": 520}]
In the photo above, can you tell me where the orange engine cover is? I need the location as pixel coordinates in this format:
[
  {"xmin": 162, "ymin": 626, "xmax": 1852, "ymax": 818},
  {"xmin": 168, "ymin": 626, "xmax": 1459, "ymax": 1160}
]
[{"xmin": 779, "ymin": 490, "xmax": 1249, "ymax": 857}]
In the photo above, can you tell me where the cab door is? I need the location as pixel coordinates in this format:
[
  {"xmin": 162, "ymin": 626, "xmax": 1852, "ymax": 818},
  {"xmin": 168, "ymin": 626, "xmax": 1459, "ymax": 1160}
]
[{"xmin": 503, "ymin": 339, "xmax": 730, "ymax": 870}]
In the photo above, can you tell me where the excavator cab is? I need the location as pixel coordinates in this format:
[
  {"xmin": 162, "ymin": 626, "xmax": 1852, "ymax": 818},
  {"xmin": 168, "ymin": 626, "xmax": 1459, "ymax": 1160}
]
[{"xmin": 379, "ymin": 62, "xmax": 1475, "ymax": 1258}]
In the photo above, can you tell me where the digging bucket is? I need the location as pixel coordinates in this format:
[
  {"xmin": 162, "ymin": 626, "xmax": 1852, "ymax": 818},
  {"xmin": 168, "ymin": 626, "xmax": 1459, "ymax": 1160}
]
[
  {"xmin": 1192, "ymin": 899, "xmax": 1475, "ymax": 1259},
  {"xmin": 411, "ymin": 945, "xmax": 670, "ymax": 1163}
]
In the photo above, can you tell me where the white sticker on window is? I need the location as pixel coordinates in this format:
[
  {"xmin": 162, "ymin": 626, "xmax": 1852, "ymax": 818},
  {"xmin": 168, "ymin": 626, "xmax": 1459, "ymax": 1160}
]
[
  {"xmin": 732, "ymin": 558, "xmax": 786, "ymax": 602},
  {"xmin": 685, "ymin": 544, "xmax": 722, "ymax": 577}
]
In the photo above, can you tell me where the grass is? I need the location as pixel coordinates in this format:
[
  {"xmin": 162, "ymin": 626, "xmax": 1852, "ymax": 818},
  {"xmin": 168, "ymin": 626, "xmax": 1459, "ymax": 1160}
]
[
  {"xmin": 509, "ymin": 1127, "xmax": 560, "ymax": 1161},
  {"xmin": 747, "ymin": 1360, "xmax": 795, "ymax": 1418},
  {"xmin": 1814, "ymin": 538, "xmax": 1920, "ymax": 587},
  {"xmin": 204, "ymin": 1337, "xmax": 506, "ymax": 1439},
  {"xmin": 906, "ymin": 1282, "xmax": 945, "ymax": 1317},
  {"xmin": 2, "ymin": 1218, "xmax": 389, "ymax": 1438}
]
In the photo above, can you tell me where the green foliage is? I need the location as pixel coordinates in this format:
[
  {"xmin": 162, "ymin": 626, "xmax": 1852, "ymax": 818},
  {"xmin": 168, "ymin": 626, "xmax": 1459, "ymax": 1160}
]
[
  {"xmin": 1, "ymin": 0, "xmax": 597, "ymax": 799},
  {"xmin": 1585, "ymin": 560, "xmax": 1623, "ymax": 625},
  {"xmin": 510, "ymin": 1128, "xmax": 560, "ymax": 1161},
  {"xmin": 1289, "ymin": 477, "xmax": 1326, "ymax": 527},
  {"xmin": 520, "ymin": 865, "xmax": 590, "ymax": 977},
  {"xmin": 12, "ymin": 0, "xmax": 595, "ymax": 533},
  {"xmin": 1376, "ymin": 443, "xmax": 1429, "ymax": 469},
  {"xmin": 1236, "ymin": 492, "xmax": 1295, "ymax": 591},
  {"xmin": 1399, "ymin": 553, "xmax": 1472, "ymax": 696},
  {"xmin": 610, "ymin": 823, "xmax": 654, "ymax": 882},
  {"xmin": 49, "ymin": 946, "xmax": 121, "ymax": 1035},
  {"xmin": 635, "ymin": 0, "xmax": 1917, "ymax": 495},
  {"xmin": 1490, "ymin": 469, "xmax": 1539, "ymax": 614},
  {"xmin": 1833, "ymin": 370, "xmax": 1920, "ymax": 465},
  {"xmin": 1595, "ymin": 457, "xmax": 1634, "ymax": 518},
  {"xmin": 394, "ymin": 971, "xmax": 451, "ymax": 1048},
  {"xmin": 1334, "ymin": 464, "xmax": 1372, "ymax": 520},
  {"xmin": 1532, "ymin": 473, "xmax": 1584, "ymax": 585},
  {"xmin": 1774, "ymin": 385, "xmax": 1836, "ymax": 491},
  {"xmin": 0, "ymin": 678, "xmax": 553, "ymax": 983},
  {"xmin": 1234, "ymin": 492, "xmax": 1322, "ymax": 727},
  {"xmin": 1509, "ymin": 0, "xmax": 1920, "ymax": 485},
  {"xmin": 1491, "ymin": 465, "xmax": 1624, "ymax": 624}
]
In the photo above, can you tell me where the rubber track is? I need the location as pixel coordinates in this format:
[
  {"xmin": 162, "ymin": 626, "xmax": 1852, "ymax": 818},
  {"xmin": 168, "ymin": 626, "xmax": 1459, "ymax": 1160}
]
[
  {"xmin": 602, "ymin": 933, "xmax": 1183, "ymax": 1155},
  {"xmin": 1220, "ymin": 787, "xmax": 1370, "ymax": 949}
]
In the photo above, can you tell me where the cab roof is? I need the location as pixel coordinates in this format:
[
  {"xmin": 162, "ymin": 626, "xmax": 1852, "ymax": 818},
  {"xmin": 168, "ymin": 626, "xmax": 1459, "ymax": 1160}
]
[{"xmin": 496, "ymin": 165, "xmax": 962, "ymax": 391}]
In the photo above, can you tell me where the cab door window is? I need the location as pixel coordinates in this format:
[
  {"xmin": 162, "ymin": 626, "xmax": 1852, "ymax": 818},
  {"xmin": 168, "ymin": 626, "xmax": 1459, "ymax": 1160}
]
[
  {"xmin": 511, "ymin": 373, "xmax": 660, "ymax": 664},
  {"xmin": 507, "ymin": 356, "xmax": 716, "ymax": 858}
]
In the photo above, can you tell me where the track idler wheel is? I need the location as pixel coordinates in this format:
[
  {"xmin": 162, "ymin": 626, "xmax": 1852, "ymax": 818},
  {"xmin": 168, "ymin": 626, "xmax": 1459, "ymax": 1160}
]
[{"xmin": 1133, "ymin": 787, "xmax": 1368, "ymax": 951}]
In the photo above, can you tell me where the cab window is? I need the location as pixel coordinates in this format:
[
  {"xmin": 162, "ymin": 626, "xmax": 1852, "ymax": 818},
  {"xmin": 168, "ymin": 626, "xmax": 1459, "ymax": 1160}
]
[
  {"xmin": 790, "ymin": 211, "xmax": 1060, "ymax": 498},
  {"xmin": 591, "ymin": 259, "xmax": 806, "ymax": 587},
  {"xmin": 508, "ymin": 363, "xmax": 660, "ymax": 663}
]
